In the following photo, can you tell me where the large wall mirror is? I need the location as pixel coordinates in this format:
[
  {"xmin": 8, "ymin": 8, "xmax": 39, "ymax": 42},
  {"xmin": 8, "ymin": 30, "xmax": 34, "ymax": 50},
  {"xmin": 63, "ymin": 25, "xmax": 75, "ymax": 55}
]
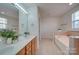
[
  {"xmin": 0, "ymin": 3, "xmax": 28, "ymax": 36},
  {"xmin": 0, "ymin": 3, "xmax": 19, "ymax": 32}
]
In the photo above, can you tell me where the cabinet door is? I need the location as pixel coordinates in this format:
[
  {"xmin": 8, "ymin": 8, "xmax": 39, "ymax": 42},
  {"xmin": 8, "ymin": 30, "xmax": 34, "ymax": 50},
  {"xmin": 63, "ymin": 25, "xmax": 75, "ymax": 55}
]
[
  {"xmin": 16, "ymin": 47, "xmax": 25, "ymax": 55},
  {"xmin": 74, "ymin": 39, "xmax": 79, "ymax": 55},
  {"xmin": 25, "ymin": 42, "xmax": 32, "ymax": 55},
  {"xmin": 16, "ymin": 36, "xmax": 37, "ymax": 55},
  {"xmin": 26, "ymin": 47, "xmax": 32, "ymax": 55},
  {"xmin": 31, "ymin": 37, "xmax": 37, "ymax": 55}
]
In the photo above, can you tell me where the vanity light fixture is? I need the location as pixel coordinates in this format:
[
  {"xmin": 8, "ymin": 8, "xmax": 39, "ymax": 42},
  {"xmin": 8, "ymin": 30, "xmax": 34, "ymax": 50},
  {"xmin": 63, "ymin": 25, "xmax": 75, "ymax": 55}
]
[{"xmin": 14, "ymin": 3, "xmax": 28, "ymax": 14}]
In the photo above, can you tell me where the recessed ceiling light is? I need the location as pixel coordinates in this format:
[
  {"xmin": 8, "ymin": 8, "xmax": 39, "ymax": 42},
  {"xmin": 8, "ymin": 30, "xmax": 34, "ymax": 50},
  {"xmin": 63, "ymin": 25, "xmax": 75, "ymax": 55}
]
[{"xmin": 14, "ymin": 3, "xmax": 28, "ymax": 14}]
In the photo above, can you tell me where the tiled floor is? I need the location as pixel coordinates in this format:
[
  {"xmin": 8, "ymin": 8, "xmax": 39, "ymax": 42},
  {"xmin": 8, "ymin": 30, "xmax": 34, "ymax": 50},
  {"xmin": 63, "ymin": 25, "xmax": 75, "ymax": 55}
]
[{"xmin": 36, "ymin": 39, "xmax": 63, "ymax": 55}]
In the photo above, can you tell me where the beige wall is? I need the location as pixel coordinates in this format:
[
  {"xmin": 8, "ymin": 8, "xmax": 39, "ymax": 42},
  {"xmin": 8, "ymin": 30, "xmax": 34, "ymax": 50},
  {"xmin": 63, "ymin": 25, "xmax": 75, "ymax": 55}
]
[
  {"xmin": 40, "ymin": 17, "xmax": 60, "ymax": 39},
  {"xmin": 39, "ymin": 5, "xmax": 79, "ymax": 40}
]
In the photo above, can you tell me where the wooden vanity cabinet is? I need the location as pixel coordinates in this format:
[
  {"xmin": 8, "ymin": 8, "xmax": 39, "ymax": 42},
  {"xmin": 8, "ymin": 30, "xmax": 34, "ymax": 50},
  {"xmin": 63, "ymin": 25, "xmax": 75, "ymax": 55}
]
[
  {"xmin": 25, "ymin": 42, "xmax": 32, "ymax": 55},
  {"xmin": 16, "ymin": 37, "xmax": 37, "ymax": 55}
]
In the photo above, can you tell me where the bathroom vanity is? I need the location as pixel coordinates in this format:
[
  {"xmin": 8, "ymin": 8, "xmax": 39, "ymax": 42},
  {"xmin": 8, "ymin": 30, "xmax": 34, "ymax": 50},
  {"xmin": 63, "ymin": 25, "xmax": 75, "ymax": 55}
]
[
  {"xmin": 16, "ymin": 36, "xmax": 37, "ymax": 55},
  {"xmin": 0, "ymin": 35, "xmax": 37, "ymax": 55},
  {"xmin": 55, "ymin": 31, "xmax": 79, "ymax": 55}
]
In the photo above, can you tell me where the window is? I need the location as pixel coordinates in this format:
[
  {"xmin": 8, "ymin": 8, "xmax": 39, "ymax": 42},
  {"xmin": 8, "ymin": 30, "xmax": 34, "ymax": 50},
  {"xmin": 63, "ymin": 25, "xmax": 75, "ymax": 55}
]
[
  {"xmin": 0, "ymin": 18, "xmax": 7, "ymax": 29},
  {"xmin": 72, "ymin": 11, "xmax": 79, "ymax": 29}
]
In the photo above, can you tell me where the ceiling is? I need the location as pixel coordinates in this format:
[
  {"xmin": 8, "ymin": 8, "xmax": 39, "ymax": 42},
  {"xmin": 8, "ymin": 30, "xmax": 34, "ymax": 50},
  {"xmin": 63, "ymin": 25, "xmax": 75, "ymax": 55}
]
[
  {"xmin": 37, "ymin": 3, "xmax": 79, "ymax": 18},
  {"xmin": 21, "ymin": 3, "xmax": 79, "ymax": 18},
  {"xmin": 0, "ymin": 3, "xmax": 78, "ymax": 19}
]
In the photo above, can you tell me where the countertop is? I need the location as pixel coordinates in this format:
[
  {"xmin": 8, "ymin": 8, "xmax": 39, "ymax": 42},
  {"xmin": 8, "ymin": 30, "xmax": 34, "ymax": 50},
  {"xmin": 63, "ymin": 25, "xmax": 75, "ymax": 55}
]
[
  {"xmin": 55, "ymin": 35, "xmax": 69, "ymax": 48},
  {"xmin": 0, "ymin": 35, "xmax": 36, "ymax": 55},
  {"xmin": 69, "ymin": 36, "xmax": 79, "ymax": 39}
]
